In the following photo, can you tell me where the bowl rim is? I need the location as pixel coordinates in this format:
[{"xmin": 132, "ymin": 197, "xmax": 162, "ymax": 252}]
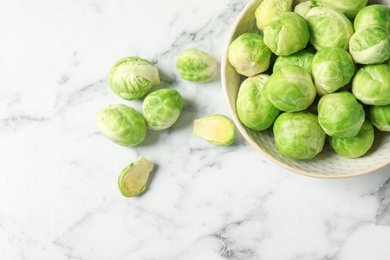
[{"xmin": 220, "ymin": 0, "xmax": 390, "ymax": 179}]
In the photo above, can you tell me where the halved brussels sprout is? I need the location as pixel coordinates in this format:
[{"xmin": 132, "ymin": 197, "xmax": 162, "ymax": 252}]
[
  {"xmin": 273, "ymin": 49, "xmax": 314, "ymax": 76},
  {"xmin": 318, "ymin": 91, "xmax": 365, "ymax": 138},
  {"xmin": 311, "ymin": 47, "xmax": 355, "ymax": 95},
  {"xmin": 228, "ymin": 33, "xmax": 272, "ymax": 77},
  {"xmin": 349, "ymin": 25, "xmax": 390, "ymax": 65},
  {"xmin": 273, "ymin": 111, "xmax": 326, "ymax": 160},
  {"xmin": 369, "ymin": 104, "xmax": 390, "ymax": 131},
  {"xmin": 315, "ymin": 0, "xmax": 368, "ymax": 19},
  {"xmin": 118, "ymin": 156, "xmax": 154, "ymax": 197},
  {"xmin": 236, "ymin": 74, "xmax": 280, "ymax": 131},
  {"xmin": 330, "ymin": 120, "xmax": 375, "ymax": 158},
  {"xmin": 354, "ymin": 4, "xmax": 390, "ymax": 33},
  {"xmin": 352, "ymin": 64, "xmax": 390, "ymax": 106},
  {"xmin": 96, "ymin": 104, "xmax": 147, "ymax": 146},
  {"xmin": 192, "ymin": 114, "xmax": 236, "ymax": 146},
  {"xmin": 255, "ymin": 0, "xmax": 293, "ymax": 30},
  {"xmin": 176, "ymin": 49, "xmax": 218, "ymax": 82},
  {"xmin": 294, "ymin": 1, "xmax": 322, "ymax": 18},
  {"xmin": 263, "ymin": 12, "xmax": 309, "ymax": 56},
  {"xmin": 142, "ymin": 88, "xmax": 184, "ymax": 130},
  {"xmin": 108, "ymin": 57, "xmax": 160, "ymax": 101},
  {"xmin": 266, "ymin": 65, "xmax": 316, "ymax": 112},
  {"xmin": 305, "ymin": 7, "xmax": 354, "ymax": 50}
]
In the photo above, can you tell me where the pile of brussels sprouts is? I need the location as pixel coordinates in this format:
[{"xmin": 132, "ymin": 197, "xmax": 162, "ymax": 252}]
[{"xmin": 229, "ymin": 0, "xmax": 390, "ymax": 160}]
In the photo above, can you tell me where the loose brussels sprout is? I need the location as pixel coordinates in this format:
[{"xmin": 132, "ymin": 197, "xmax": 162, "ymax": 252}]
[
  {"xmin": 96, "ymin": 104, "xmax": 147, "ymax": 146},
  {"xmin": 255, "ymin": 0, "xmax": 293, "ymax": 30},
  {"xmin": 108, "ymin": 57, "xmax": 160, "ymax": 101},
  {"xmin": 369, "ymin": 104, "xmax": 390, "ymax": 131},
  {"xmin": 142, "ymin": 88, "xmax": 184, "ymax": 130},
  {"xmin": 176, "ymin": 49, "xmax": 217, "ymax": 82},
  {"xmin": 192, "ymin": 114, "xmax": 236, "ymax": 146},
  {"xmin": 315, "ymin": 0, "xmax": 368, "ymax": 19},
  {"xmin": 330, "ymin": 120, "xmax": 375, "ymax": 158},
  {"xmin": 305, "ymin": 7, "xmax": 354, "ymax": 50},
  {"xmin": 263, "ymin": 12, "xmax": 309, "ymax": 56},
  {"xmin": 318, "ymin": 91, "xmax": 365, "ymax": 138},
  {"xmin": 118, "ymin": 156, "xmax": 154, "ymax": 197},
  {"xmin": 236, "ymin": 74, "xmax": 280, "ymax": 131},
  {"xmin": 273, "ymin": 111, "xmax": 326, "ymax": 160},
  {"xmin": 266, "ymin": 65, "xmax": 316, "ymax": 112},
  {"xmin": 354, "ymin": 4, "xmax": 390, "ymax": 33},
  {"xmin": 349, "ymin": 25, "xmax": 390, "ymax": 65},
  {"xmin": 311, "ymin": 47, "xmax": 355, "ymax": 95},
  {"xmin": 293, "ymin": 1, "xmax": 322, "ymax": 18},
  {"xmin": 352, "ymin": 64, "xmax": 390, "ymax": 106},
  {"xmin": 273, "ymin": 49, "xmax": 314, "ymax": 76},
  {"xmin": 228, "ymin": 33, "xmax": 271, "ymax": 77}
]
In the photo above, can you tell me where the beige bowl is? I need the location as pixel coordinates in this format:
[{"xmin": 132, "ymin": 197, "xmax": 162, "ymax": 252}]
[{"xmin": 221, "ymin": 0, "xmax": 390, "ymax": 178}]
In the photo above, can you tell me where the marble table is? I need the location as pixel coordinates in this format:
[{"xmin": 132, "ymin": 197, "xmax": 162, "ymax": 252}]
[{"xmin": 1, "ymin": 0, "xmax": 390, "ymax": 259}]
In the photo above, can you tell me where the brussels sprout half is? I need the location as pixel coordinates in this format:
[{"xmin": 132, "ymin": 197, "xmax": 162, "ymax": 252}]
[
  {"xmin": 108, "ymin": 57, "xmax": 160, "ymax": 101},
  {"xmin": 176, "ymin": 49, "xmax": 217, "ymax": 82},
  {"xmin": 316, "ymin": 0, "xmax": 368, "ymax": 19},
  {"xmin": 273, "ymin": 111, "xmax": 326, "ymax": 160},
  {"xmin": 369, "ymin": 104, "xmax": 390, "ymax": 131},
  {"xmin": 255, "ymin": 0, "xmax": 293, "ymax": 30},
  {"xmin": 236, "ymin": 74, "xmax": 280, "ymax": 131},
  {"xmin": 142, "ymin": 88, "xmax": 184, "ymax": 130},
  {"xmin": 354, "ymin": 4, "xmax": 390, "ymax": 33},
  {"xmin": 96, "ymin": 104, "xmax": 147, "ymax": 146}
]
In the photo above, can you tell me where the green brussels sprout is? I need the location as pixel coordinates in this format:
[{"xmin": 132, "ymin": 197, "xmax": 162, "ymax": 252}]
[
  {"xmin": 96, "ymin": 104, "xmax": 147, "ymax": 146},
  {"xmin": 273, "ymin": 49, "xmax": 314, "ymax": 76},
  {"xmin": 176, "ymin": 49, "xmax": 218, "ymax": 82},
  {"xmin": 236, "ymin": 74, "xmax": 280, "ymax": 131},
  {"xmin": 228, "ymin": 33, "xmax": 272, "ymax": 77},
  {"xmin": 293, "ymin": 1, "xmax": 322, "ymax": 18},
  {"xmin": 316, "ymin": 0, "xmax": 368, "ymax": 19},
  {"xmin": 369, "ymin": 104, "xmax": 390, "ymax": 131},
  {"xmin": 118, "ymin": 156, "xmax": 154, "ymax": 197},
  {"xmin": 263, "ymin": 12, "xmax": 309, "ymax": 56},
  {"xmin": 255, "ymin": 0, "xmax": 293, "ymax": 30},
  {"xmin": 352, "ymin": 64, "xmax": 390, "ymax": 106},
  {"xmin": 108, "ymin": 57, "xmax": 160, "ymax": 101},
  {"xmin": 354, "ymin": 4, "xmax": 390, "ymax": 33},
  {"xmin": 349, "ymin": 25, "xmax": 390, "ymax": 65},
  {"xmin": 305, "ymin": 7, "xmax": 354, "ymax": 50},
  {"xmin": 311, "ymin": 47, "xmax": 355, "ymax": 95},
  {"xmin": 192, "ymin": 114, "xmax": 236, "ymax": 146},
  {"xmin": 266, "ymin": 65, "xmax": 316, "ymax": 112},
  {"xmin": 330, "ymin": 120, "xmax": 375, "ymax": 158},
  {"xmin": 273, "ymin": 111, "xmax": 326, "ymax": 160},
  {"xmin": 318, "ymin": 91, "xmax": 365, "ymax": 138},
  {"xmin": 142, "ymin": 88, "xmax": 184, "ymax": 130}
]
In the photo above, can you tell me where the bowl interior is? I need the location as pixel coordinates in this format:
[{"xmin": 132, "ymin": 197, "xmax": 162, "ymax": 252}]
[{"xmin": 221, "ymin": 0, "xmax": 390, "ymax": 178}]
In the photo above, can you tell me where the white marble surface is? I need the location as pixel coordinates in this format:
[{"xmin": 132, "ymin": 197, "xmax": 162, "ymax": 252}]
[{"xmin": 1, "ymin": 0, "xmax": 390, "ymax": 259}]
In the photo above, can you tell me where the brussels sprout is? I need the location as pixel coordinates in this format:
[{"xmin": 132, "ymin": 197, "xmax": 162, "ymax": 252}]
[
  {"xmin": 96, "ymin": 104, "xmax": 147, "ymax": 146},
  {"xmin": 352, "ymin": 64, "xmax": 390, "ymax": 106},
  {"xmin": 311, "ymin": 47, "xmax": 355, "ymax": 95},
  {"xmin": 118, "ymin": 156, "xmax": 154, "ymax": 197},
  {"xmin": 142, "ymin": 88, "xmax": 184, "ymax": 130},
  {"xmin": 349, "ymin": 25, "xmax": 390, "ymax": 65},
  {"xmin": 369, "ymin": 104, "xmax": 390, "ymax": 131},
  {"xmin": 255, "ymin": 0, "xmax": 293, "ymax": 30},
  {"xmin": 273, "ymin": 49, "xmax": 314, "ymax": 76},
  {"xmin": 263, "ymin": 12, "xmax": 309, "ymax": 56},
  {"xmin": 228, "ymin": 33, "xmax": 272, "ymax": 77},
  {"xmin": 316, "ymin": 0, "xmax": 368, "ymax": 19},
  {"xmin": 318, "ymin": 91, "xmax": 365, "ymax": 138},
  {"xmin": 236, "ymin": 74, "xmax": 280, "ymax": 131},
  {"xmin": 266, "ymin": 65, "xmax": 316, "ymax": 112},
  {"xmin": 108, "ymin": 57, "xmax": 160, "ymax": 101},
  {"xmin": 354, "ymin": 4, "xmax": 390, "ymax": 33},
  {"xmin": 192, "ymin": 114, "xmax": 236, "ymax": 146},
  {"xmin": 176, "ymin": 49, "xmax": 217, "ymax": 82},
  {"xmin": 305, "ymin": 7, "xmax": 354, "ymax": 50},
  {"xmin": 273, "ymin": 111, "xmax": 326, "ymax": 160},
  {"xmin": 330, "ymin": 120, "xmax": 375, "ymax": 158},
  {"xmin": 293, "ymin": 1, "xmax": 322, "ymax": 18}
]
